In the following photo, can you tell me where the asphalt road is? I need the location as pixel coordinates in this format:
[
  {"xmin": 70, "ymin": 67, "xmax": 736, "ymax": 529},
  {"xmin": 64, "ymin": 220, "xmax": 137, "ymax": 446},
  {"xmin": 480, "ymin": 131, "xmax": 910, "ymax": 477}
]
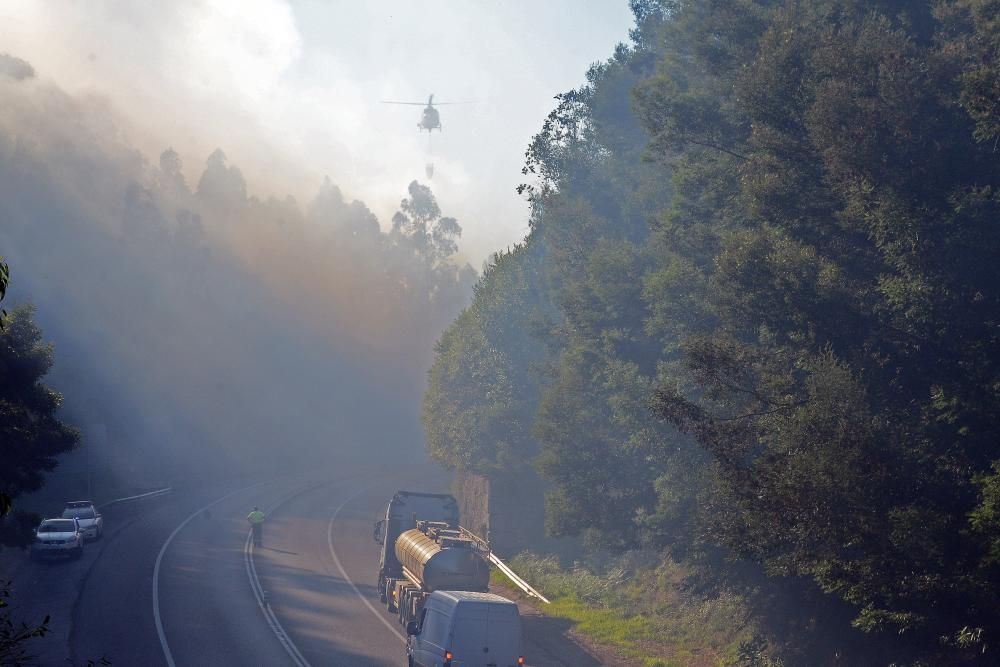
[{"xmin": 3, "ymin": 464, "xmax": 604, "ymax": 667}]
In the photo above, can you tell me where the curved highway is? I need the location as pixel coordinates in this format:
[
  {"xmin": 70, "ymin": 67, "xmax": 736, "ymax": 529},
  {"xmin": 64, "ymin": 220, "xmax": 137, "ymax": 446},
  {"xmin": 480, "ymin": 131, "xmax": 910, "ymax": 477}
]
[{"xmin": 5, "ymin": 464, "xmax": 605, "ymax": 666}]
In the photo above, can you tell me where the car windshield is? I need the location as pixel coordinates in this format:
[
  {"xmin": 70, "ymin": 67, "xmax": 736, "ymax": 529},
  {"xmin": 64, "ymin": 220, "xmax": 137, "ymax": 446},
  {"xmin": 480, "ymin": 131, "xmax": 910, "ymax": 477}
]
[
  {"xmin": 39, "ymin": 520, "xmax": 76, "ymax": 533},
  {"xmin": 62, "ymin": 508, "xmax": 95, "ymax": 519}
]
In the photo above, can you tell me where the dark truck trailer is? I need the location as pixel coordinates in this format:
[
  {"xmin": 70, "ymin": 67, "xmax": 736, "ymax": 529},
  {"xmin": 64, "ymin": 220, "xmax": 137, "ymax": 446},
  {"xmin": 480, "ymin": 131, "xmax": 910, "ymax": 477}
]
[{"xmin": 373, "ymin": 491, "xmax": 490, "ymax": 627}]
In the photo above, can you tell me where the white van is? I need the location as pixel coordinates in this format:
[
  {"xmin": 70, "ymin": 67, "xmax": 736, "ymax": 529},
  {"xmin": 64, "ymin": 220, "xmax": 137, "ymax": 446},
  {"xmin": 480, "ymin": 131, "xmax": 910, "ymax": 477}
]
[{"xmin": 406, "ymin": 590, "xmax": 525, "ymax": 667}]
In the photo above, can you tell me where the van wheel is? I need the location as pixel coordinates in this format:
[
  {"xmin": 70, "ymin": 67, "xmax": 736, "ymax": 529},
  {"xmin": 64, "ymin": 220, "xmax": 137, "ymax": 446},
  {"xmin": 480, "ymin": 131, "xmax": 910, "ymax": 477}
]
[
  {"xmin": 407, "ymin": 657, "xmax": 414, "ymax": 667},
  {"xmin": 72, "ymin": 546, "xmax": 83, "ymax": 560}
]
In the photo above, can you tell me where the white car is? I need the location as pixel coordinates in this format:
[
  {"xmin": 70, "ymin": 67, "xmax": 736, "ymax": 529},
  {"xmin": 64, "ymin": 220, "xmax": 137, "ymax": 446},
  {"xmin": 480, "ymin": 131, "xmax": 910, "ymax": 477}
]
[
  {"xmin": 62, "ymin": 501, "xmax": 103, "ymax": 540},
  {"xmin": 31, "ymin": 518, "xmax": 85, "ymax": 560}
]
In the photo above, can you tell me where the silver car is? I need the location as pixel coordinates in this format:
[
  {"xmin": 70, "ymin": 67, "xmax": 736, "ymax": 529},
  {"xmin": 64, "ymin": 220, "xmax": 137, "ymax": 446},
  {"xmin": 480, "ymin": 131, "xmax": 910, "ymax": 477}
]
[
  {"xmin": 62, "ymin": 501, "xmax": 103, "ymax": 540},
  {"xmin": 31, "ymin": 518, "xmax": 85, "ymax": 560}
]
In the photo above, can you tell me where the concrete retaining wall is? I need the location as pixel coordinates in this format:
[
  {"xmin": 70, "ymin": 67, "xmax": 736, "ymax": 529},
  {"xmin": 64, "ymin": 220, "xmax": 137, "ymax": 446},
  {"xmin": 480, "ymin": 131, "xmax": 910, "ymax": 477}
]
[{"xmin": 453, "ymin": 466, "xmax": 548, "ymax": 556}]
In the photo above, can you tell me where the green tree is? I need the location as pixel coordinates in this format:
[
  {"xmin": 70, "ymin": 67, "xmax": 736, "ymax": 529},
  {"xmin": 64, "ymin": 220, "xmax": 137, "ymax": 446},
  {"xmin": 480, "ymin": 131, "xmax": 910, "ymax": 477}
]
[
  {"xmin": 0, "ymin": 580, "xmax": 49, "ymax": 667},
  {"xmin": 647, "ymin": 1, "xmax": 1000, "ymax": 660},
  {"xmin": 0, "ymin": 305, "xmax": 79, "ymax": 548},
  {"xmin": 390, "ymin": 180, "xmax": 464, "ymax": 269},
  {"xmin": 424, "ymin": 241, "xmax": 549, "ymax": 475},
  {"xmin": 426, "ymin": 0, "xmax": 1000, "ymax": 663},
  {"xmin": 0, "ymin": 265, "xmax": 70, "ymax": 666}
]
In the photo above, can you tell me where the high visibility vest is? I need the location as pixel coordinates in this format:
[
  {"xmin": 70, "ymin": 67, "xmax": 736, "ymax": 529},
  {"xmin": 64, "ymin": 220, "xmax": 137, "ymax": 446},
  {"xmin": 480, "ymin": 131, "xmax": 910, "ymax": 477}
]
[{"xmin": 248, "ymin": 511, "xmax": 265, "ymax": 524}]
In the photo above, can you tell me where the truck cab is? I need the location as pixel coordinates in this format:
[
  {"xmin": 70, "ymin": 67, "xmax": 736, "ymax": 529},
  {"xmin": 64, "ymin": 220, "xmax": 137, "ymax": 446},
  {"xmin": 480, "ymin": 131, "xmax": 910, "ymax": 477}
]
[{"xmin": 406, "ymin": 591, "xmax": 525, "ymax": 667}]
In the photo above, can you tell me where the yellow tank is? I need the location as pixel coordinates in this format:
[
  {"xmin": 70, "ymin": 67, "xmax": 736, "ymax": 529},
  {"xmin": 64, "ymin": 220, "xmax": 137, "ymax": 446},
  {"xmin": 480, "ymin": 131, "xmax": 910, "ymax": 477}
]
[{"xmin": 394, "ymin": 528, "xmax": 490, "ymax": 592}]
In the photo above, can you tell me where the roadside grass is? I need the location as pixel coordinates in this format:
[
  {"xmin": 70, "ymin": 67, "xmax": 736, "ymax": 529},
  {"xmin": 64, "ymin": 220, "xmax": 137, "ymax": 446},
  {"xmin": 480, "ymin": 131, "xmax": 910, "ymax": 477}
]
[{"xmin": 493, "ymin": 552, "xmax": 760, "ymax": 667}]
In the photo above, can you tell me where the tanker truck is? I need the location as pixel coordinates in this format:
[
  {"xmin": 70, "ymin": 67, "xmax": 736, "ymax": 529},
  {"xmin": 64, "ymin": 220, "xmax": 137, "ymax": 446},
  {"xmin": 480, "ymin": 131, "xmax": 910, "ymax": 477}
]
[{"xmin": 373, "ymin": 491, "xmax": 491, "ymax": 627}]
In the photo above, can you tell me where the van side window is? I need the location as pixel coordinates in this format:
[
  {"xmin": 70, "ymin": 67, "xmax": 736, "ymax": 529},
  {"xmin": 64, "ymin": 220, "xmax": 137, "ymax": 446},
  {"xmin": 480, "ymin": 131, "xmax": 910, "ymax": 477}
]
[{"xmin": 423, "ymin": 609, "xmax": 448, "ymax": 648}]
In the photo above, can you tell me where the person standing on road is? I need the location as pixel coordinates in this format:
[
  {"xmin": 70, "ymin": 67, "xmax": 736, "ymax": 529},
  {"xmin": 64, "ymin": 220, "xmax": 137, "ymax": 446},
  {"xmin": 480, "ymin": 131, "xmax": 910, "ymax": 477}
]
[{"xmin": 247, "ymin": 506, "xmax": 266, "ymax": 547}]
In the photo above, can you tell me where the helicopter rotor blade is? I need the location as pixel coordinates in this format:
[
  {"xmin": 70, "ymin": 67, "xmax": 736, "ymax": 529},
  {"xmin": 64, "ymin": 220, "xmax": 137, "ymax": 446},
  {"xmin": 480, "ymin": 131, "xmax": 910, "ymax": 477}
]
[{"xmin": 380, "ymin": 100, "xmax": 472, "ymax": 106}]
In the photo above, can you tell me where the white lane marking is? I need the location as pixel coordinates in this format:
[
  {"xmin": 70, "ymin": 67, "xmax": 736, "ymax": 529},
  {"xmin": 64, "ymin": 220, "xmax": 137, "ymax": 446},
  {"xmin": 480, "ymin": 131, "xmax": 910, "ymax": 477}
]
[
  {"xmin": 243, "ymin": 481, "xmax": 340, "ymax": 667},
  {"xmin": 326, "ymin": 488, "xmax": 406, "ymax": 643},
  {"xmin": 245, "ymin": 532, "xmax": 311, "ymax": 667},
  {"xmin": 153, "ymin": 482, "xmax": 268, "ymax": 667}
]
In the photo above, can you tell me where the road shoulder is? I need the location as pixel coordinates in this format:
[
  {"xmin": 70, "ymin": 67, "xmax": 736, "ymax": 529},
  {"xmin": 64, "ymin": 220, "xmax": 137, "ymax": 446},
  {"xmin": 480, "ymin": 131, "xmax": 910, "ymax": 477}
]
[{"xmin": 490, "ymin": 581, "xmax": 628, "ymax": 667}]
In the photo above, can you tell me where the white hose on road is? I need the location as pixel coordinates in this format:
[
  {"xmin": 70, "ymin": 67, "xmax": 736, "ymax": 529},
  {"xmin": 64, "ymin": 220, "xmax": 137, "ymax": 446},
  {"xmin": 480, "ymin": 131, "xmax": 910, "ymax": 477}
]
[{"xmin": 99, "ymin": 486, "xmax": 172, "ymax": 509}]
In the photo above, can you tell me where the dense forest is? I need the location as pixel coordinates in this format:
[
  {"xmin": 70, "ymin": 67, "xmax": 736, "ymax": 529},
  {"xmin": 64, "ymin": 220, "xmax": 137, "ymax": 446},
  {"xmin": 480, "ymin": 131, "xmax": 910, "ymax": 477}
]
[{"xmin": 424, "ymin": 1, "xmax": 1000, "ymax": 664}]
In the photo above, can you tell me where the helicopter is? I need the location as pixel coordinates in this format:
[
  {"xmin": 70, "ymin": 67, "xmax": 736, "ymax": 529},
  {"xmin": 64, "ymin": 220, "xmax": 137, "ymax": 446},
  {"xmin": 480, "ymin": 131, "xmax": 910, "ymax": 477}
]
[{"xmin": 381, "ymin": 94, "xmax": 460, "ymax": 132}]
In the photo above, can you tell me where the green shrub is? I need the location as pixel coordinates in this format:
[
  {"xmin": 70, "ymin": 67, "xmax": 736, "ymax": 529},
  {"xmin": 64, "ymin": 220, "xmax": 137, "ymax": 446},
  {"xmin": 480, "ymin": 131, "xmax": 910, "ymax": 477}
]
[{"xmin": 500, "ymin": 551, "xmax": 757, "ymax": 666}]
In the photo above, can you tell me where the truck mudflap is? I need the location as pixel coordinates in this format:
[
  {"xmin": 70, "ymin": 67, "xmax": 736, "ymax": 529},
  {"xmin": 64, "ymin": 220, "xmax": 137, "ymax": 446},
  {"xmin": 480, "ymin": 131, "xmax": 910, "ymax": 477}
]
[
  {"xmin": 382, "ymin": 578, "xmax": 396, "ymax": 612},
  {"xmin": 397, "ymin": 585, "xmax": 427, "ymax": 627}
]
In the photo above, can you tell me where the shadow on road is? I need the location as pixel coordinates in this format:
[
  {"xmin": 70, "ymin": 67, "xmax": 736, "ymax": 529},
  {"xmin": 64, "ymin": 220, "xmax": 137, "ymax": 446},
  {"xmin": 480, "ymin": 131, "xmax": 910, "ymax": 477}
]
[{"xmin": 520, "ymin": 611, "xmax": 604, "ymax": 667}]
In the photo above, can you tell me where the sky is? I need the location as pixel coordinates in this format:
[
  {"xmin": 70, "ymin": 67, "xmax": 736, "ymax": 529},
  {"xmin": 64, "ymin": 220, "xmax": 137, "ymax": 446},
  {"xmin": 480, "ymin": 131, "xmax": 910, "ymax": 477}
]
[{"xmin": 1, "ymin": 0, "xmax": 636, "ymax": 264}]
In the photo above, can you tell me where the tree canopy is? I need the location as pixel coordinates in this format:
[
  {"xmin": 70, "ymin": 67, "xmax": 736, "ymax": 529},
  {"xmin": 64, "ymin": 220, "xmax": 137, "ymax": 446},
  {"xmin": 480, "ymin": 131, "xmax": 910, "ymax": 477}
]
[
  {"xmin": 424, "ymin": 1, "xmax": 1000, "ymax": 663},
  {"xmin": 0, "ymin": 304, "xmax": 78, "ymax": 547}
]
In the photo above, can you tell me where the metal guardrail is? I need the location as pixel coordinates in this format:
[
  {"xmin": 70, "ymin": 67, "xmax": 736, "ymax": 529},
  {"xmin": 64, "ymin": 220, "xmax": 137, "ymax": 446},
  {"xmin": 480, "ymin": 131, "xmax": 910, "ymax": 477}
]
[
  {"xmin": 459, "ymin": 526, "xmax": 550, "ymax": 604},
  {"xmin": 99, "ymin": 486, "xmax": 172, "ymax": 509},
  {"xmin": 488, "ymin": 552, "xmax": 551, "ymax": 604}
]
